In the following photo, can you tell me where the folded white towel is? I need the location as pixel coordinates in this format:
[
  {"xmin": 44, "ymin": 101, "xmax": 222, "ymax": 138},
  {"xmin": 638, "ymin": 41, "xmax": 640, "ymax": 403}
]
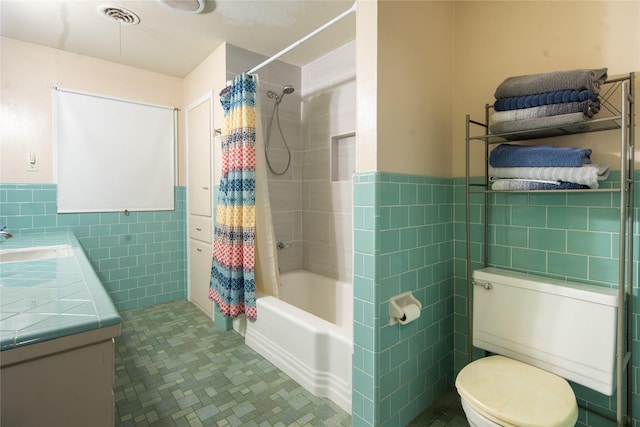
[
  {"xmin": 489, "ymin": 164, "xmax": 609, "ymax": 189},
  {"xmin": 490, "ymin": 178, "xmax": 588, "ymax": 191},
  {"xmin": 491, "ymin": 100, "xmax": 600, "ymax": 123}
]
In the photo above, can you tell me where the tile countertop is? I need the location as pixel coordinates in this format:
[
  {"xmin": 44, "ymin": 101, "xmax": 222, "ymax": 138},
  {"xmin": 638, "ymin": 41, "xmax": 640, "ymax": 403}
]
[{"xmin": 0, "ymin": 232, "xmax": 121, "ymax": 351}]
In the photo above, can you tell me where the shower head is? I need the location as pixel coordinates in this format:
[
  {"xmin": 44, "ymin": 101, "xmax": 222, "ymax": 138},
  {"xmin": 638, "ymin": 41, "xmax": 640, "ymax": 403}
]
[
  {"xmin": 267, "ymin": 85, "xmax": 295, "ymax": 104},
  {"xmin": 282, "ymin": 85, "xmax": 295, "ymax": 95}
]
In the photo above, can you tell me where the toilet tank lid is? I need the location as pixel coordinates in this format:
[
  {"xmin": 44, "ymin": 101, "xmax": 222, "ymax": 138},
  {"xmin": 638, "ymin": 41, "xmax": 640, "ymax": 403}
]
[
  {"xmin": 456, "ymin": 355, "xmax": 578, "ymax": 427},
  {"xmin": 473, "ymin": 267, "xmax": 618, "ymax": 307}
]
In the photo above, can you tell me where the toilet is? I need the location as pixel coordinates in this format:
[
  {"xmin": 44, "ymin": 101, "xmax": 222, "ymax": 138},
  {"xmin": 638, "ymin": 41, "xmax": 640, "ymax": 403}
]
[{"xmin": 456, "ymin": 267, "xmax": 619, "ymax": 427}]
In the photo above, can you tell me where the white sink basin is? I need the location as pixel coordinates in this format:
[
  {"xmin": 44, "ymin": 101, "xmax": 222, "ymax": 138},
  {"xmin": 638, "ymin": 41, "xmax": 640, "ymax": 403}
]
[{"xmin": 0, "ymin": 244, "xmax": 75, "ymax": 263}]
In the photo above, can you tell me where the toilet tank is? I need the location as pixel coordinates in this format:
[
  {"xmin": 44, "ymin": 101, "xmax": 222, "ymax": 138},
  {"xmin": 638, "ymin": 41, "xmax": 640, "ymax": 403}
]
[{"xmin": 472, "ymin": 267, "xmax": 618, "ymax": 396}]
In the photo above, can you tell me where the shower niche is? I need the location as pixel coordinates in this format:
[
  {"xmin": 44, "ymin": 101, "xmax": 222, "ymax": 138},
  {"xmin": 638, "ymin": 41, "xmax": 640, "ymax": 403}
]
[{"xmin": 330, "ymin": 131, "xmax": 356, "ymax": 182}]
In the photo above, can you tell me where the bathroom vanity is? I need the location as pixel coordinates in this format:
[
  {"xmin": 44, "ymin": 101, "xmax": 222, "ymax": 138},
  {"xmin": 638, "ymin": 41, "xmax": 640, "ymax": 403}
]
[{"xmin": 0, "ymin": 232, "xmax": 121, "ymax": 427}]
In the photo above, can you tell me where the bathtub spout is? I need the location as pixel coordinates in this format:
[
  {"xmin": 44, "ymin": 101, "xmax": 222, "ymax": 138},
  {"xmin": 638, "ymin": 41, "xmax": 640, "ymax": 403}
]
[{"xmin": 277, "ymin": 241, "xmax": 291, "ymax": 250}]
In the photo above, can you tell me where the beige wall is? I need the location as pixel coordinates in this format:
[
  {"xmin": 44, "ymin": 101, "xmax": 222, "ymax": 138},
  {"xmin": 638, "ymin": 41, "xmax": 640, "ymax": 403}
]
[
  {"xmin": 0, "ymin": 37, "xmax": 185, "ymax": 184},
  {"xmin": 377, "ymin": 0, "xmax": 454, "ymax": 177},
  {"xmin": 452, "ymin": 1, "xmax": 640, "ymax": 177},
  {"xmin": 356, "ymin": 0, "xmax": 454, "ymax": 176},
  {"xmin": 355, "ymin": 0, "xmax": 378, "ymax": 173},
  {"xmin": 357, "ymin": 1, "xmax": 639, "ymax": 179},
  {"xmin": 5, "ymin": 1, "xmax": 638, "ymax": 184}
]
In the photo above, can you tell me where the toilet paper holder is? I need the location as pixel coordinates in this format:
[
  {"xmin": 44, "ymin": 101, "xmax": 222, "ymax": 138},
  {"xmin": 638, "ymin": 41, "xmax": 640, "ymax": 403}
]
[{"xmin": 389, "ymin": 291, "xmax": 422, "ymax": 325}]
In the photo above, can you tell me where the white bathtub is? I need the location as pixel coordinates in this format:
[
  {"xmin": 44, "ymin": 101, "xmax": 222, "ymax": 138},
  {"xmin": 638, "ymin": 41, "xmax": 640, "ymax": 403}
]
[{"xmin": 233, "ymin": 270, "xmax": 353, "ymax": 414}]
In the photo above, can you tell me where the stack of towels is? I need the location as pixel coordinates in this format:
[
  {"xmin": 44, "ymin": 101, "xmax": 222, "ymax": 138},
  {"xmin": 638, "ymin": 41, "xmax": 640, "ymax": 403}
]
[
  {"xmin": 491, "ymin": 68, "xmax": 608, "ymax": 136},
  {"xmin": 488, "ymin": 68, "xmax": 610, "ymax": 190},
  {"xmin": 489, "ymin": 143, "xmax": 609, "ymax": 190}
]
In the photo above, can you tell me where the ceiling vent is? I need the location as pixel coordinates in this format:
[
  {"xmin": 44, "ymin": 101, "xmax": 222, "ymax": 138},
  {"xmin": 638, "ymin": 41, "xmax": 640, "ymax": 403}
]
[
  {"xmin": 159, "ymin": 0, "xmax": 205, "ymax": 14},
  {"xmin": 98, "ymin": 5, "xmax": 141, "ymax": 25}
]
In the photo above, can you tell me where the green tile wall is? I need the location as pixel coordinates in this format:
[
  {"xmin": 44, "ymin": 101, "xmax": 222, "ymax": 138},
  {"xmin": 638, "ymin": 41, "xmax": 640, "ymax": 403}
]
[
  {"xmin": 452, "ymin": 171, "xmax": 640, "ymax": 427},
  {"xmin": 353, "ymin": 172, "xmax": 454, "ymax": 427},
  {"xmin": 0, "ymin": 184, "xmax": 187, "ymax": 311}
]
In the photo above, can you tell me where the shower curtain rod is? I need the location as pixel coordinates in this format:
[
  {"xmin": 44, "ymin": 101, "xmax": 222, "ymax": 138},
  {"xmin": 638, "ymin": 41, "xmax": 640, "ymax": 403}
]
[{"xmin": 246, "ymin": 2, "xmax": 356, "ymax": 75}]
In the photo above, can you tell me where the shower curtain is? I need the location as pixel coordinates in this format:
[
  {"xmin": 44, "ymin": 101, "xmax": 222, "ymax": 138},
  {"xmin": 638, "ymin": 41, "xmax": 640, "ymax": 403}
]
[
  {"xmin": 253, "ymin": 79, "xmax": 281, "ymax": 301},
  {"xmin": 209, "ymin": 73, "xmax": 279, "ymax": 320}
]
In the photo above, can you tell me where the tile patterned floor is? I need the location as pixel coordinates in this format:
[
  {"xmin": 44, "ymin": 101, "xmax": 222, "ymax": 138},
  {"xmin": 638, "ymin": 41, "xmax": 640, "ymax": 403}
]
[
  {"xmin": 114, "ymin": 300, "xmax": 467, "ymax": 426},
  {"xmin": 114, "ymin": 300, "xmax": 351, "ymax": 426},
  {"xmin": 408, "ymin": 388, "xmax": 469, "ymax": 427}
]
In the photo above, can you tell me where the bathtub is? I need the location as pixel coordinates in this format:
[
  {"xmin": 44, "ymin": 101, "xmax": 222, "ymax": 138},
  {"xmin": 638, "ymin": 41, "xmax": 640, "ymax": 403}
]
[{"xmin": 233, "ymin": 270, "xmax": 353, "ymax": 414}]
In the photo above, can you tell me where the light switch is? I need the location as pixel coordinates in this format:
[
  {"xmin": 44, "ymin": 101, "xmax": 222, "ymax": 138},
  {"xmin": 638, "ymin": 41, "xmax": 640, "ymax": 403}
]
[{"xmin": 26, "ymin": 152, "xmax": 38, "ymax": 172}]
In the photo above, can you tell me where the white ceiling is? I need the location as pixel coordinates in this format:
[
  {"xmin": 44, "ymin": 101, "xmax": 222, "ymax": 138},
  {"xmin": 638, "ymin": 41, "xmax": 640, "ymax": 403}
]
[{"xmin": 0, "ymin": 0, "xmax": 356, "ymax": 77}]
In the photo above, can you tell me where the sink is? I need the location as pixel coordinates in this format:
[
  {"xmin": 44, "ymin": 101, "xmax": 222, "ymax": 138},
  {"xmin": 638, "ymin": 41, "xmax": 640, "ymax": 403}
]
[{"xmin": 0, "ymin": 245, "xmax": 75, "ymax": 263}]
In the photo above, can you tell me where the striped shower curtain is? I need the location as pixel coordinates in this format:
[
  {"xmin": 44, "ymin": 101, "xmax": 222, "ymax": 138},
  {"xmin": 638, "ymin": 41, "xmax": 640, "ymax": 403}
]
[{"xmin": 209, "ymin": 73, "xmax": 258, "ymax": 320}]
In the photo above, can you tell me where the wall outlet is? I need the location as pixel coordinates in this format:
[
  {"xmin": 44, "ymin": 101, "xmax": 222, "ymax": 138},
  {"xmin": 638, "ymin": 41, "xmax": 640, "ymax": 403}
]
[{"xmin": 26, "ymin": 152, "xmax": 38, "ymax": 172}]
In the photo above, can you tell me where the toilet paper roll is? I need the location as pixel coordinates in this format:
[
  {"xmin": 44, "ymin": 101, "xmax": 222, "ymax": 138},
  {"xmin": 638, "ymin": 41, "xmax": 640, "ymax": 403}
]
[{"xmin": 398, "ymin": 303, "xmax": 421, "ymax": 325}]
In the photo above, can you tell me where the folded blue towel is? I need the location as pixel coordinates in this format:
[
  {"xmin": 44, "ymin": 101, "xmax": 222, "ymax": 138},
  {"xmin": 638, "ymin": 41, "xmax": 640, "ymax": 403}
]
[
  {"xmin": 494, "ymin": 90, "xmax": 597, "ymax": 111},
  {"xmin": 489, "ymin": 143, "xmax": 592, "ymax": 167}
]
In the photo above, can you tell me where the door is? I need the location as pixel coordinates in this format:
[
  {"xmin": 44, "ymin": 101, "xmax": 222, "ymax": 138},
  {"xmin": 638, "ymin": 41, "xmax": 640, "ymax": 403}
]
[{"xmin": 186, "ymin": 92, "xmax": 214, "ymax": 317}]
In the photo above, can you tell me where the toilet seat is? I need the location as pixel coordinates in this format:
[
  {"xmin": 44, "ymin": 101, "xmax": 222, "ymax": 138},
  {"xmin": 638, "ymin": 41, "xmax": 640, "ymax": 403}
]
[{"xmin": 456, "ymin": 355, "xmax": 578, "ymax": 427}]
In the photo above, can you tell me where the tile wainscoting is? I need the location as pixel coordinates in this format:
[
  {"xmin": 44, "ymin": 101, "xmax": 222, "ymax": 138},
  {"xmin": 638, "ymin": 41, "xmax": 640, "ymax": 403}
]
[{"xmin": 0, "ymin": 184, "xmax": 187, "ymax": 311}]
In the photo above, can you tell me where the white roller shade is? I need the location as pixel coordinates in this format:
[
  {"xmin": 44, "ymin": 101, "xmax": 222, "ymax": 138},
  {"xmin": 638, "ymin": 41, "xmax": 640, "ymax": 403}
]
[{"xmin": 54, "ymin": 88, "xmax": 175, "ymax": 213}]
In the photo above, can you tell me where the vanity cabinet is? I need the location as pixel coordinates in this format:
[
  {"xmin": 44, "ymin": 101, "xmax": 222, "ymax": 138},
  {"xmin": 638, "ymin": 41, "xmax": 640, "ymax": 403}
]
[
  {"xmin": 186, "ymin": 92, "xmax": 215, "ymax": 317},
  {"xmin": 1, "ymin": 328, "xmax": 119, "ymax": 427},
  {"xmin": 0, "ymin": 232, "xmax": 121, "ymax": 426}
]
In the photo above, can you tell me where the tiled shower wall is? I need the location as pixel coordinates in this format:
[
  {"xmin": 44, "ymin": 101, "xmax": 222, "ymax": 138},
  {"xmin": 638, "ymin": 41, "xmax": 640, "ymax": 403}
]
[
  {"xmin": 301, "ymin": 41, "xmax": 356, "ymax": 282},
  {"xmin": 0, "ymin": 184, "xmax": 187, "ymax": 311},
  {"xmin": 226, "ymin": 42, "xmax": 356, "ymax": 282}
]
